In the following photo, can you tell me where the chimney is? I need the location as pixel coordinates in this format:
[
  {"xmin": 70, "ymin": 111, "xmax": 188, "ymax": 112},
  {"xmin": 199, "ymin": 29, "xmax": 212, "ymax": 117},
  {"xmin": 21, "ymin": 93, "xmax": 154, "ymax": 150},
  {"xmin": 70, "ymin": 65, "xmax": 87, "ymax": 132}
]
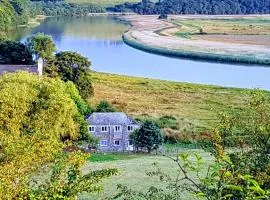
[{"xmin": 37, "ymin": 57, "xmax": 43, "ymax": 77}]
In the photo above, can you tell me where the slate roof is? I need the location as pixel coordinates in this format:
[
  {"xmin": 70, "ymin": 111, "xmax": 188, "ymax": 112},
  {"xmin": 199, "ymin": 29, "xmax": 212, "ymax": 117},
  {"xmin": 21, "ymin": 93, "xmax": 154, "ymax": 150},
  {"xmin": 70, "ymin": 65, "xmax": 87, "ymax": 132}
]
[
  {"xmin": 0, "ymin": 65, "xmax": 38, "ymax": 74},
  {"xmin": 86, "ymin": 112, "xmax": 139, "ymax": 125}
]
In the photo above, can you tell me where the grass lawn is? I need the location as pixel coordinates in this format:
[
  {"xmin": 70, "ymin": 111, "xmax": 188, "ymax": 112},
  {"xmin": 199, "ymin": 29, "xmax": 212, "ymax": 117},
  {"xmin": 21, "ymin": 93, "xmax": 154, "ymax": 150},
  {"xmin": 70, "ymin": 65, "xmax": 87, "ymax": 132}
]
[
  {"xmin": 88, "ymin": 153, "xmax": 140, "ymax": 162},
  {"xmin": 90, "ymin": 72, "xmax": 262, "ymax": 133},
  {"xmin": 80, "ymin": 150, "xmax": 213, "ymax": 199},
  {"xmin": 66, "ymin": 0, "xmax": 140, "ymax": 6},
  {"xmin": 172, "ymin": 17, "xmax": 270, "ymax": 45}
]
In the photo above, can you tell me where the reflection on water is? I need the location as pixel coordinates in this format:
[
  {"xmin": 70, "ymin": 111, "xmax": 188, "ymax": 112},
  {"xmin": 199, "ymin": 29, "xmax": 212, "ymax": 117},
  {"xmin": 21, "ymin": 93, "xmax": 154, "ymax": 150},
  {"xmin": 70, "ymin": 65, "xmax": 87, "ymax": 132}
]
[
  {"xmin": 32, "ymin": 16, "xmax": 129, "ymax": 42},
  {"xmin": 12, "ymin": 15, "xmax": 270, "ymax": 90}
]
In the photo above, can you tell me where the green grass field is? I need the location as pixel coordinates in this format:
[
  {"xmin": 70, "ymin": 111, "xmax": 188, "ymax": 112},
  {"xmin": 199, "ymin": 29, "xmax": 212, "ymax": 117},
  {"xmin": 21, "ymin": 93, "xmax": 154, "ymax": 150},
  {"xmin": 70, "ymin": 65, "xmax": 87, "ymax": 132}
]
[
  {"xmin": 91, "ymin": 72, "xmax": 265, "ymax": 134},
  {"xmin": 80, "ymin": 150, "xmax": 213, "ymax": 199},
  {"xmin": 66, "ymin": 0, "xmax": 140, "ymax": 6}
]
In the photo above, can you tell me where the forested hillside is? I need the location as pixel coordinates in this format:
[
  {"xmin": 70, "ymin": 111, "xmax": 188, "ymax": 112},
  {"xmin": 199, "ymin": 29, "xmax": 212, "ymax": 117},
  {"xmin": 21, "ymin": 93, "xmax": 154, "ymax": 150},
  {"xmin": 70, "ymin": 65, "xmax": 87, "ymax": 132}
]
[
  {"xmin": 109, "ymin": 0, "xmax": 270, "ymax": 14},
  {"xmin": 0, "ymin": 0, "xmax": 30, "ymax": 32},
  {"xmin": 0, "ymin": 0, "xmax": 104, "ymax": 34}
]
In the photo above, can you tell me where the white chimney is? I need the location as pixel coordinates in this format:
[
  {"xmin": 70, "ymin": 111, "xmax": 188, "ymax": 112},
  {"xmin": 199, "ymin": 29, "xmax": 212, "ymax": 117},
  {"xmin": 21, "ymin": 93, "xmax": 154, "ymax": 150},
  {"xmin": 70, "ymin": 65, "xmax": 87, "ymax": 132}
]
[{"xmin": 37, "ymin": 57, "xmax": 43, "ymax": 77}]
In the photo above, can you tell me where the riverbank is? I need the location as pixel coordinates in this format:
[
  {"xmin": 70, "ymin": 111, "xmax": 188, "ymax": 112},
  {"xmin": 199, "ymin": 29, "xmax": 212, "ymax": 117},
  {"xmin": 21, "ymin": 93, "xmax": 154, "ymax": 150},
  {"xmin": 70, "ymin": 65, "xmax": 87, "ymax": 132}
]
[
  {"xmin": 122, "ymin": 15, "xmax": 270, "ymax": 66},
  {"xmin": 90, "ymin": 72, "xmax": 268, "ymax": 133}
]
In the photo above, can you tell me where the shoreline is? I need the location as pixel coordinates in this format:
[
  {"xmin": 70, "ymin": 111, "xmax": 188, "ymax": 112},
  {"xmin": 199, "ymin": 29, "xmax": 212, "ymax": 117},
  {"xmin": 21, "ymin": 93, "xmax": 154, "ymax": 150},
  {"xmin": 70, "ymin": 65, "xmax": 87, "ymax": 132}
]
[{"xmin": 121, "ymin": 15, "xmax": 270, "ymax": 66}]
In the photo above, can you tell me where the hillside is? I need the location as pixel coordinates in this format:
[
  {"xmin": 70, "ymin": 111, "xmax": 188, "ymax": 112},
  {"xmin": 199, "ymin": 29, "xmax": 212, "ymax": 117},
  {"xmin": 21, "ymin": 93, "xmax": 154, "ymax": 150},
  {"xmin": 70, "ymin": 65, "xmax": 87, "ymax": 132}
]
[
  {"xmin": 90, "ymin": 72, "xmax": 260, "ymax": 133},
  {"xmin": 66, "ymin": 0, "xmax": 141, "ymax": 6}
]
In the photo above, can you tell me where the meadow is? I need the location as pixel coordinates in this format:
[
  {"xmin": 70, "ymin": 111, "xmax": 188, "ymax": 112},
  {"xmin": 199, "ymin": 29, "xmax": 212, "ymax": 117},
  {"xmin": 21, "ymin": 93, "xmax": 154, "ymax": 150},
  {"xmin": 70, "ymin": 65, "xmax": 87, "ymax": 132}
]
[
  {"xmin": 172, "ymin": 17, "xmax": 270, "ymax": 45},
  {"xmin": 79, "ymin": 150, "xmax": 213, "ymax": 199},
  {"xmin": 90, "ymin": 72, "xmax": 259, "ymax": 134}
]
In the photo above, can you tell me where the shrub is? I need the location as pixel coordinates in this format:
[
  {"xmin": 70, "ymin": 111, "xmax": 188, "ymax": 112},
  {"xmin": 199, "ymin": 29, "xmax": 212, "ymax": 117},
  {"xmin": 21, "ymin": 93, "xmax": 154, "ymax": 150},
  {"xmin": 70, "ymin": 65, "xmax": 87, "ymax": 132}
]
[{"xmin": 95, "ymin": 100, "xmax": 117, "ymax": 113}]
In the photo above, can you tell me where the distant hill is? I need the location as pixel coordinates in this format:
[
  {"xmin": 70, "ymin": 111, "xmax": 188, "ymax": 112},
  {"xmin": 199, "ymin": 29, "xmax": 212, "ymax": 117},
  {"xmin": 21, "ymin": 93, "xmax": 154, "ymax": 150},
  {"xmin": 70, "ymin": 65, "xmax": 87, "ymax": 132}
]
[
  {"xmin": 66, "ymin": 0, "xmax": 141, "ymax": 7},
  {"xmin": 109, "ymin": 0, "xmax": 270, "ymax": 15}
]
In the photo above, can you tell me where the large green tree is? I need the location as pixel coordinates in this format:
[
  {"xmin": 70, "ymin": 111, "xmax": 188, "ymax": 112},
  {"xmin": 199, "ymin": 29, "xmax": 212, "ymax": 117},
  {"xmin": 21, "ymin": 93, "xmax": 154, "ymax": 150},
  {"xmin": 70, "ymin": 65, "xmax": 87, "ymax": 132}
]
[
  {"xmin": 0, "ymin": 40, "xmax": 33, "ymax": 64},
  {"xmin": 27, "ymin": 33, "xmax": 56, "ymax": 60},
  {"xmin": 51, "ymin": 51, "xmax": 94, "ymax": 99},
  {"xmin": 131, "ymin": 120, "xmax": 164, "ymax": 153},
  {"xmin": 0, "ymin": 72, "xmax": 93, "ymax": 198}
]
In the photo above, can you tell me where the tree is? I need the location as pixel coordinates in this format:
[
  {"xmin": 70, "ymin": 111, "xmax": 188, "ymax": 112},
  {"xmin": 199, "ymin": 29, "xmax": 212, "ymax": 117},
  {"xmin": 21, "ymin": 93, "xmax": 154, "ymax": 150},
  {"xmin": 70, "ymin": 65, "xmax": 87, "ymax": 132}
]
[
  {"xmin": 95, "ymin": 100, "xmax": 117, "ymax": 112},
  {"xmin": 52, "ymin": 51, "xmax": 94, "ymax": 99},
  {"xmin": 0, "ymin": 40, "xmax": 33, "ymax": 64},
  {"xmin": 131, "ymin": 120, "xmax": 164, "ymax": 153},
  {"xmin": 27, "ymin": 33, "xmax": 56, "ymax": 60},
  {"xmin": 0, "ymin": 72, "xmax": 82, "ymax": 198},
  {"xmin": 0, "ymin": 72, "xmax": 115, "ymax": 199}
]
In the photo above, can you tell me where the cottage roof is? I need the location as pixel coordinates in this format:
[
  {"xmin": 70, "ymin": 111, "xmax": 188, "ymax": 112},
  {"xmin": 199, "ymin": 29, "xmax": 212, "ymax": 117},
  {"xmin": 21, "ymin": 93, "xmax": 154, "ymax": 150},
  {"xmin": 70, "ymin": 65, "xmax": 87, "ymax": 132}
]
[
  {"xmin": 86, "ymin": 112, "xmax": 139, "ymax": 125},
  {"xmin": 0, "ymin": 65, "xmax": 38, "ymax": 74}
]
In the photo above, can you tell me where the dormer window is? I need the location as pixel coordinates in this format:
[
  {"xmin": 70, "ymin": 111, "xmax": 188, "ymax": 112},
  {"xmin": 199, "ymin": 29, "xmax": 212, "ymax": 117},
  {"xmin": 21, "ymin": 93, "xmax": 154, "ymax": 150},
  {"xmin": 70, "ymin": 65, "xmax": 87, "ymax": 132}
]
[
  {"xmin": 101, "ymin": 126, "xmax": 108, "ymax": 132},
  {"xmin": 89, "ymin": 126, "xmax": 95, "ymax": 132},
  {"xmin": 127, "ymin": 125, "xmax": 134, "ymax": 132},
  {"xmin": 114, "ymin": 125, "xmax": 121, "ymax": 132}
]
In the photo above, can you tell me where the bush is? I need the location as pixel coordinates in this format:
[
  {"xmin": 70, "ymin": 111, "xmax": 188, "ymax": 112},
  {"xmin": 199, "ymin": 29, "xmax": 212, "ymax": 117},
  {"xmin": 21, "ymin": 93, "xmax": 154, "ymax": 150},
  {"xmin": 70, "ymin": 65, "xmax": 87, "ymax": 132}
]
[{"xmin": 95, "ymin": 100, "xmax": 117, "ymax": 112}]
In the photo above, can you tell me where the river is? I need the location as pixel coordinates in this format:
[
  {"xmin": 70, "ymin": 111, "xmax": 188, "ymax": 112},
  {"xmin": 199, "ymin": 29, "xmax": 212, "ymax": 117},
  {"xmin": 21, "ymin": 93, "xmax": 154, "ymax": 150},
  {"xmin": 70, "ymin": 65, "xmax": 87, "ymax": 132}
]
[{"xmin": 12, "ymin": 15, "xmax": 270, "ymax": 90}]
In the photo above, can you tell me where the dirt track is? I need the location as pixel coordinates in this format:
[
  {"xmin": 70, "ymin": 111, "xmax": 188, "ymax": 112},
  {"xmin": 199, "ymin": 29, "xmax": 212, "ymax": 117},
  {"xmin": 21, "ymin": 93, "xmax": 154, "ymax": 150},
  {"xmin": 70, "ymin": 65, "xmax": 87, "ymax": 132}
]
[{"xmin": 122, "ymin": 15, "xmax": 270, "ymax": 63}]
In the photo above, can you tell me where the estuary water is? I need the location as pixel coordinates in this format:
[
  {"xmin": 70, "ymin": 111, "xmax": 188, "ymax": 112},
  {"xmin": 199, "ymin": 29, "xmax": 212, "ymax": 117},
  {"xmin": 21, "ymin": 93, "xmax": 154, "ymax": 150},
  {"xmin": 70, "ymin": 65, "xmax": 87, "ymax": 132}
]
[{"xmin": 13, "ymin": 15, "xmax": 270, "ymax": 90}]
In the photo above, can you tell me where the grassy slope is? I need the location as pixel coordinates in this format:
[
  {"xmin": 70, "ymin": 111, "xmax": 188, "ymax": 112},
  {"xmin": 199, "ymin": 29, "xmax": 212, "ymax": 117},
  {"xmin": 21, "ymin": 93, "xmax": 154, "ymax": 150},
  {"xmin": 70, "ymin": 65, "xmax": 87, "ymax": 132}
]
[
  {"xmin": 80, "ymin": 151, "xmax": 213, "ymax": 199},
  {"xmin": 90, "ymin": 72, "xmax": 256, "ymax": 132},
  {"xmin": 66, "ymin": 0, "xmax": 140, "ymax": 6}
]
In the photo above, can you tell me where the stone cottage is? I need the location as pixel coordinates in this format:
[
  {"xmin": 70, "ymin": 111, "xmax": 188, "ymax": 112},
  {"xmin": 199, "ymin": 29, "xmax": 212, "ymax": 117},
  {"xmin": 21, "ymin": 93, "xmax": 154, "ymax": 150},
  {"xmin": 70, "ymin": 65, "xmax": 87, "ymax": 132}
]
[{"xmin": 86, "ymin": 112, "xmax": 140, "ymax": 152}]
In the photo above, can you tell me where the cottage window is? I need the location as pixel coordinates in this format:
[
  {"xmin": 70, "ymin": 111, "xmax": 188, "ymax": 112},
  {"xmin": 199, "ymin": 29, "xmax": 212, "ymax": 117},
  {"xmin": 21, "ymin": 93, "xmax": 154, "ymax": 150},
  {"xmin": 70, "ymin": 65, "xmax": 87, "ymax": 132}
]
[
  {"xmin": 114, "ymin": 140, "xmax": 120, "ymax": 146},
  {"xmin": 114, "ymin": 125, "xmax": 121, "ymax": 132},
  {"xmin": 101, "ymin": 126, "xmax": 108, "ymax": 132},
  {"xmin": 127, "ymin": 125, "xmax": 134, "ymax": 132},
  {"xmin": 100, "ymin": 140, "xmax": 108, "ymax": 146},
  {"xmin": 89, "ymin": 126, "xmax": 95, "ymax": 132},
  {"xmin": 128, "ymin": 140, "xmax": 133, "ymax": 146}
]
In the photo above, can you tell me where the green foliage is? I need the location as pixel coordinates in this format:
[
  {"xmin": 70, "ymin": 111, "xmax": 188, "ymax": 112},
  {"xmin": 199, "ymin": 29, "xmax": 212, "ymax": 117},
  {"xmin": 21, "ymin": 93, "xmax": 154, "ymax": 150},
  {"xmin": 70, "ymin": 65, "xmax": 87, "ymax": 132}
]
[
  {"xmin": 25, "ymin": 151, "xmax": 118, "ymax": 199},
  {"xmin": 51, "ymin": 51, "xmax": 94, "ymax": 99},
  {"xmin": 131, "ymin": 120, "xmax": 164, "ymax": 153},
  {"xmin": 0, "ymin": 72, "xmax": 84, "ymax": 198},
  {"xmin": 96, "ymin": 100, "xmax": 117, "ymax": 112},
  {"xmin": 138, "ymin": 115, "xmax": 179, "ymax": 130},
  {"xmin": 0, "ymin": 39, "xmax": 33, "ymax": 64},
  {"xmin": 65, "ymin": 81, "xmax": 91, "ymax": 116},
  {"xmin": 0, "ymin": 0, "xmax": 17, "ymax": 31},
  {"xmin": 0, "ymin": 0, "xmax": 30, "ymax": 34},
  {"xmin": 214, "ymin": 90, "xmax": 270, "ymax": 189},
  {"xmin": 110, "ymin": 0, "xmax": 270, "ymax": 15},
  {"xmin": 27, "ymin": 32, "xmax": 56, "ymax": 60},
  {"xmin": 31, "ymin": 1, "xmax": 105, "ymax": 17}
]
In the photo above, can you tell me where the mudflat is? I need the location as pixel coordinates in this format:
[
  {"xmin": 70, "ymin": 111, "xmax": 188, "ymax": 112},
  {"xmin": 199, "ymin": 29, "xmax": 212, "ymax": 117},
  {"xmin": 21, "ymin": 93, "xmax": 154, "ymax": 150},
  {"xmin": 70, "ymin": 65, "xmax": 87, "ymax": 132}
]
[{"xmin": 122, "ymin": 15, "xmax": 270, "ymax": 65}]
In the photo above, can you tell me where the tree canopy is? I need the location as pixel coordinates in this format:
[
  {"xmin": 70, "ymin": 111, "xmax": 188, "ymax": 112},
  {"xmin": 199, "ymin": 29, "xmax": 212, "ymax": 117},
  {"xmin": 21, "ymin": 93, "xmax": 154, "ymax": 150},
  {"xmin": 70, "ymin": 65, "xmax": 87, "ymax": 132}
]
[
  {"xmin": 49, "ymin": 51, "xmax": 94, "ymax": 99},
  {"xmin": 27, "ymin": 33, "xmax": 56, "ymax": 60},
  {"xmin": 0, "ymin": 72, "xmax": 85, "ymax": 198},
  {"xmin": 131, "ymin": 120, "xmax": 164, "ymax": 153},
  {"xmin": 0, "ymin": 39, "xmax": 33, "ymax": 64},
  {"xmin": 109, "ymin": 0, "xmax": 270, "ymax": 15}
]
